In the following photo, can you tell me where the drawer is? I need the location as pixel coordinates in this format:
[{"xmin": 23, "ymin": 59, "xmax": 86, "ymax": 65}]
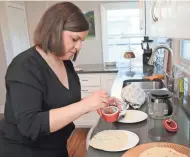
[
  {"xmin": 81, "ymin": 86, "xmax": 100, "ymax": 93},
  {"xmin": 81, "ymin": 86, "xmax": 100, "ymax": 98},
  {"xmin": 80, "ymin": 76, "xmax": 101, "ymax": 86}
]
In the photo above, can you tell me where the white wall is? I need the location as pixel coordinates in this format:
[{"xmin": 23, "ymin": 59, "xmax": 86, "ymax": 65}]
[
  {"xmin": 0, "ymin": 25, "xmax": 7, "ymax": 108},
  {"xmin": 0, "ymin": 2, "xmax": 11, "ymax": 109},
  {"xmin": 0, "ymin": 1, "xmax": 26, "ymax": 111},
  {"xmin": 25, "ymin": 1, "xmax": 108, "ymax": 65},
  {"xmin": 24, "ymin": 1, "xmax": 47, "ymax": 46},
  {"xmin": 0, "ymin": 2, "xmax": 14, "ymax": 66}
]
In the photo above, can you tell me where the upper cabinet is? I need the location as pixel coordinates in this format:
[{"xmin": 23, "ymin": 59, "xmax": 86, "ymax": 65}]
[{"xmin": 146, "ymin": 0, "xmax": 190, "ymax": 39}]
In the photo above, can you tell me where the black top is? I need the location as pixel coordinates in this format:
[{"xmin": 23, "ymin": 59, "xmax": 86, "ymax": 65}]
[{"xmin": 0, "ymin": 47, "xmax": 81, "ymax": 156}]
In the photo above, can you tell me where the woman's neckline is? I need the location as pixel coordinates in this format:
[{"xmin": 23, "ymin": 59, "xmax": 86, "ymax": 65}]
[{"xmin": 34, "ymin": 46, "xmax": 71, "ymax": 91}]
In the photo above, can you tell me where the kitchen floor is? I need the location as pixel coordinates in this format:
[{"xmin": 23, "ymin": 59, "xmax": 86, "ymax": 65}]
[{"xmin": 67, "ymin": 128, "xmax": 89, "ymax": 157}]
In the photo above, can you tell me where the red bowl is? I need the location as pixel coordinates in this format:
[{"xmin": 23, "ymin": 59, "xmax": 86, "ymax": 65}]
[{"xmin": 99, "ymin": 106, "xmax": 120, "ymax": 123}]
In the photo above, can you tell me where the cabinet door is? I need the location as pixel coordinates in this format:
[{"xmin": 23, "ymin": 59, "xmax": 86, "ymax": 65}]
[
  {"xmin": 101, "ymin": 73, "xmax": 117, "ymax": 94},
  {"xmin": 147, "ymin": 0, "xmax": 190, "ymax": 39},
  {"xmin": 146, "ymin": 0, "xmax": 167, "ymax": 37},
  {"xmin": 74, "ymin": 111, "xmax": 100, "ymax": 128},
  {"xmin": 81, "ymin": 86, "xmax": 101, "ymax": 98},
  {"xmin": 6, "ymin": 2, "xmax": 30, "ymax": 61},
  {"xmin": 173, "ymin": 1, "xmax": 190, "ymax": 39},
  {"xmin": 159, "ymin": 0, "xmax": 190, "ymax": 39},
  {"xmin": 78, "ymin": 74, "xmax": 101, "ymax": 86}
]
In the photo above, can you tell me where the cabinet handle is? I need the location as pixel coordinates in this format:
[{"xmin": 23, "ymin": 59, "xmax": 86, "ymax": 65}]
[
  {"xmin": 151, "ymin": 0, "xmax": 159, "ymax": 22},
  {"xmin": 82, "ymin": 80, "xmax": 88, "ymax": 82},
  {"xmin": 81, "ymin": 90, "xmax": 89, "ymax": 92}
]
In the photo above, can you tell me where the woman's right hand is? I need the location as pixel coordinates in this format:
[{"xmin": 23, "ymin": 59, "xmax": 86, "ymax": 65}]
[{"xmin": 81, "ymin": 91, "xmax": 109, "ymax": 112}]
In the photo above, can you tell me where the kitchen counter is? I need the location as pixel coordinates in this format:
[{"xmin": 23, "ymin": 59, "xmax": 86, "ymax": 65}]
[
  {"xmin": 85, "ymin": 67, "xmax": 190, "ymax": 157},
  {"xmin": 75, "ymin": 64, "xmax": 118, "ymax": 74},
  {"xmin": 75, "ymin": 63, "xmax": 156, "ymax": 74}
]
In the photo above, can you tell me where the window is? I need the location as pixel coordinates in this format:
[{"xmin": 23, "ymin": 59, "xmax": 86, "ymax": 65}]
[
  {"xmin": 180, "ymin": 40, "xmax": 190, "ymax": 61},
  {"xmin": 101, "ymin": 2, "xmax": 145, "ymax": 67}
]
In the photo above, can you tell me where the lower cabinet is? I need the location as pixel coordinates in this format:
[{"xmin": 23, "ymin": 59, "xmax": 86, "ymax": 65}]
[{"xmin": 74, "ymin": 73, "xmax": 117, "ymax": 128}]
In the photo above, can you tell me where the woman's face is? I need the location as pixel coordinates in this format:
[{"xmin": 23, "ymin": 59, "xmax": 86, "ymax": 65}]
[{"xmin": 60, "ymin": 30, "xmax": 88, "ymax": 60}]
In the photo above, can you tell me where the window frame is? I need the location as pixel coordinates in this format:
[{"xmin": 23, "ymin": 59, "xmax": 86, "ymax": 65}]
[
  {"xmin": 180, "ymin": 40, "xmax": 190, "ymax": 62},
  {"xmin": 100, "ymin": 1, "xmax": 146, "ymax": 63}
]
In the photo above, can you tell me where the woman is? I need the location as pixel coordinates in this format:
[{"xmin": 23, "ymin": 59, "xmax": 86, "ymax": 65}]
[{"xmin": 0, "ymin": 2, "xmax": 114, "ymax": 157}]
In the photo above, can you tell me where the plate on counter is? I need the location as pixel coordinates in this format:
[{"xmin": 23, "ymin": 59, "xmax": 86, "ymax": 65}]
[
  {"xmin": 89, "ymin": 130, "xmax": 139, "ymax": 152},
  {"xmin": 118, "ymin": 110, "xmax": 148, "ymax": 123},
  {"xmin": 122, "ymin": 142, "xmax": 190, "ymax": 157}
]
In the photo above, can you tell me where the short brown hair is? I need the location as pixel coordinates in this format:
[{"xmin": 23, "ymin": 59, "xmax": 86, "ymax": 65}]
[{"xmin": 34, "ymin": 2, "xmax": 89, "ymax": 56}]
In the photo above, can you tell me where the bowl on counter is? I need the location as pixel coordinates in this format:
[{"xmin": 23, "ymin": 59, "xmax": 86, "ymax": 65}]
[{"xmin": 97, "ymin": 106, "xmax": 120, "ymax": 122}]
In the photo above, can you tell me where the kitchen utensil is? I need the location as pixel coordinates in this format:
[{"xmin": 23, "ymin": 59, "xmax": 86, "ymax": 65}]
[
  {"xmin": 122, "ymin": 142, "xmax": 190, "ymax": 157},
  {"xmin": 148, "ymin": 89, "xmax": 173, "ymax": 119},
  {"xmin": 141, "ymin": 36, "xmax": 154, "ymax": 65},
  {"xmin": 118, "ymin": 110, "xmax": 148, "ymax": 123},
  {"xmin": 163, "ymin": 119, "xmax": 178, "ymax": 132},
  {"xmin": 117, "ymin": 111, "xmax": 126, "ymax": 121},
  {"xmin": 108, "ymin": 98, "xmax": 129, "ymax": 111},
  {"xmin": 144, "ymin": 74, "xmax": 164, "ymax": 81},
  {"xmin": 89, "ymin": 130, "xmax": 139, "ymax": 152}
]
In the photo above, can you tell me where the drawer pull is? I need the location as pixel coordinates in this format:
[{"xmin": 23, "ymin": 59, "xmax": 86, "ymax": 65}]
[
  {"xmin": 81, "ymin": 90, "xmax": 89, "ymax": 92},
  {"xmin": 82, "ymin": 80, "xmax": 88, "ymax": 81}
]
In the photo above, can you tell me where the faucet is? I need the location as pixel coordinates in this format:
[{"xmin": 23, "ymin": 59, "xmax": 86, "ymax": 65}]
[{"xmin": 152, "ymin": 44, "xmax": 175, "ymax": 93}]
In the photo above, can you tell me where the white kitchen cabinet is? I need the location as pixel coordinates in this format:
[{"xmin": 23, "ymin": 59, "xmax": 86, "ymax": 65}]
[
  {"xmin": 74, "ymin": 111, "xmax": 99, "ymax": 128},
  {"xmin": 81, "ymin": 86, "xmax": 101, "ymax": 98},
  {"xmin": 78, "ymin": 73, "xmax": 117, "ymax": 97},
  {"xmin": 79, "ymin": 75, "xmax": 101, "ymax": 87},
  {"xmin": 101, "ymin": 73, "xmax": 117, "ymax": 94},
  {"xmin": 146, "ymin": 0, "xmax": 190, "ymax": 39},
  {"xmin": 78, "ymin": 73, "xmax": 101, "ymax": 98},
  {"xmin": 74, "ymin": 73, "xmax": 117, "ymax": 128}
]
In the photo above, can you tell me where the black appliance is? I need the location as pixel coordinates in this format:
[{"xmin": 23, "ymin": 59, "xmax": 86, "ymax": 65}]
[{"xmin": 141, "ymin": 36, "xmax": 153, "ymax": 64}]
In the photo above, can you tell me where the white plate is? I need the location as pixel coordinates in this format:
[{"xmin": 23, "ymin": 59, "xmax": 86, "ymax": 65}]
[
  {"xmin": 89, "ymin": 130, "xmax": 139, "ymax": 152},
  {"xmin": 118, "ymin": 110, "xmax": 148, "ymax": 123}
]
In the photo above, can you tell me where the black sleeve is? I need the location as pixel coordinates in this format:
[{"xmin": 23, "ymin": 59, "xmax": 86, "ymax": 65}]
[
  {"xmin": 7, "ymin": 81, "xmax": 50, "ymax": 141},
  {"xmin": 5, "ymin": 59, "xmax": 50, "ymax": 141}
]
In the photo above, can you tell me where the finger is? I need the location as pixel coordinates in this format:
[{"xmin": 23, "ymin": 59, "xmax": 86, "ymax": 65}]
[
  {"xmin": 97, "ymin": 108, "xmax": 102, "ymax": 115},
  {"xmin": 101, "ymin": 97, "xmax": 109, "ymax": 104},
  {"xmin": 108, "ymin": 97, "xmax": 119, "ymax": 106},
  {"xmin": 108, "ymin": 97, "xmax": 116, "ymax": 104},
  {"xmin": 101, "ymin": 102, "xmax": 108, "ymax": 108}
]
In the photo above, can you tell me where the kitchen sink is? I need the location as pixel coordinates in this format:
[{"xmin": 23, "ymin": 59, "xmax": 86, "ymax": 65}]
[{"xmin": 122, "ymin": 79, "xmax": 165, "ymax": 91}]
